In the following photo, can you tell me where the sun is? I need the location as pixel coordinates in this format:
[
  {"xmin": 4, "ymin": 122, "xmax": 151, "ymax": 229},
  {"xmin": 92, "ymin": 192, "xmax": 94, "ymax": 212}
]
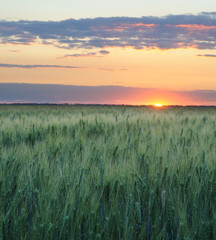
[{"xmin": 154, "ymin": 103, "xmax": 163, "ymax": 107}]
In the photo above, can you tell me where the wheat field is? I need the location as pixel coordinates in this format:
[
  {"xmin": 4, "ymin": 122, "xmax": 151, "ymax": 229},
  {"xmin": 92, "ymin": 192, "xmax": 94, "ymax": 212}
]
[{"xmin": 0, "ymin": 105, "xmax": 216, "ymax": 239}]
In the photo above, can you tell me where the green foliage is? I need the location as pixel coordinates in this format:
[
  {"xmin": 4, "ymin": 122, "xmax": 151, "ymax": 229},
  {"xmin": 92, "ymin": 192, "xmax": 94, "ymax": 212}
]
[{"xmin": 0, "ymin": 105, "xmax": 216, "ymax": 239}]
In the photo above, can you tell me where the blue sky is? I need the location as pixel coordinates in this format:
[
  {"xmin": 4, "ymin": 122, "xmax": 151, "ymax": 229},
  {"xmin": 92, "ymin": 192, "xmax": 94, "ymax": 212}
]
[{"xmin": 1, "ymin": 0, "xmax": 216, "ymax": 20}]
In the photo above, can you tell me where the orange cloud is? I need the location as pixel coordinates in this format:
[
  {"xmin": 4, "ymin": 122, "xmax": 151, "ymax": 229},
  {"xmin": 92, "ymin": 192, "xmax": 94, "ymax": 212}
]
[{"xmin": 173, "ymin": 24, "xmax": 216, "ymax": 31}]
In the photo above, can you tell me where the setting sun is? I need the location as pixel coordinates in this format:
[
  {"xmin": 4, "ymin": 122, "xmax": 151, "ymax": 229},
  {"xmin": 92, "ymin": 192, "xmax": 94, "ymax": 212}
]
[{"xmin": 154, "ymin": 103, "xmax": 163, "ymax": 107}]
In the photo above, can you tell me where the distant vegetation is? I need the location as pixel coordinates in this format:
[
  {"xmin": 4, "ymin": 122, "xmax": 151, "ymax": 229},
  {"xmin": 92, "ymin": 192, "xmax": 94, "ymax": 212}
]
[{"xmin": 0, "ymin": 105, "xmax": 216, "ymax": 239}]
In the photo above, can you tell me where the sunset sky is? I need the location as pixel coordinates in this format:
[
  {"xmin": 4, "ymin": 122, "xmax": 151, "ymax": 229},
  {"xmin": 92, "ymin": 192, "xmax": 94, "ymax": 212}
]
[{"xmin": 1, "ymin": 0, "xmax": 216, "ymax": 105}]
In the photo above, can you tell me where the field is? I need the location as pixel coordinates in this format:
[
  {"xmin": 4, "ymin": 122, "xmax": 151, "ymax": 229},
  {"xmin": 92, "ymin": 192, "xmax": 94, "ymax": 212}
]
[{"xmin": 0, "ymin": 105, "xmax": 216, "ymax": 239}]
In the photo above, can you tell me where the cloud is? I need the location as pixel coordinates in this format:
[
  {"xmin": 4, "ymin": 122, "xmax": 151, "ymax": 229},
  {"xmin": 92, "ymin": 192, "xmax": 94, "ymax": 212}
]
[
  {"xmin": 0, "ymin": 63, "xmax": 84, "ymax": 69},
  {"xmin": 1, "ymin": 12, "xmax": 216, "ymax": 50},
  {"xmin": 98, "ymin": 68, "xmax": 127, "ymax": 71},
  {"xmin": 0, "ymin": 83, "xmax": 216, "ymax": 105},
  {"xmin": 99, "ymin": 50, "xmax": 110, "ymax": 55},
  {"xmin": 57, "ymin": 50, "xmax": 110, "ymax": 59},
  {"xmin": 99, "ymin": 68, "xmax": 115, "ymax": 71},
  {"xmin": 197, "ymin": 54, "xmax": 216, "ymax": 57},
  {"xmin": 8, "ymin": 49, "xmax": 21, "ymax": 53},
  {"xmin": 57, "ymin": 52, "xmax": 98, "ymax": 59}
]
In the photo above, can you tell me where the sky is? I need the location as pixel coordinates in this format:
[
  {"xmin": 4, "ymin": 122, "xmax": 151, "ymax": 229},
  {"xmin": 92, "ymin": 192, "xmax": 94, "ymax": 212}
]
[{"xmin": 1, "ymin": 0, "xmax": 216, "ymax": 105}]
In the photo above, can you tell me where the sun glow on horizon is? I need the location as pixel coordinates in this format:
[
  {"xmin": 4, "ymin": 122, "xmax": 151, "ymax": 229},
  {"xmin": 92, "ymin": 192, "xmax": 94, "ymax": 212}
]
[{"xmin": 154, "ymin": 103, "xmax": 163, "ymax": 107}]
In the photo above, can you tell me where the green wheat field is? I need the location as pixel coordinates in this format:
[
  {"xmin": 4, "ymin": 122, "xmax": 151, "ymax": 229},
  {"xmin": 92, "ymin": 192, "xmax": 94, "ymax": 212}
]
[{"xmin": 0, "ymin": 105, "xmax": 216, "ymax": 239}]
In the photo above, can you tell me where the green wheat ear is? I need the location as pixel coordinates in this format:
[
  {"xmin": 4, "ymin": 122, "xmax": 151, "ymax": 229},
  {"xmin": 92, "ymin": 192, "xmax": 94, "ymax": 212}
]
[{"xmin": 99, "ymin": 156, "xmax": 105, "ymax": 193}]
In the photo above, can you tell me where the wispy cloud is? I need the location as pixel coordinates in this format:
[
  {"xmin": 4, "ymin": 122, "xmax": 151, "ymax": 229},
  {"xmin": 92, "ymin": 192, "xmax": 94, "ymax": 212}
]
[
  {"xmin": 98, "ymin": 68, "xmax": 127, "ymax": 71},
  {"xmin": 0, "ymin": 63, "xmax": 84, "ymax": 69},
  {"xmin": 1, "ymin": 12, "xmax": 216, "ymax": 50},
  {"xmin": 8, "ymin": 49, "xmax": 21, "ymax": 53},
  {"xmin": 57, "ymin": 52, "xmax": 98, "ymax": 59},
  {"xmin": 98, "ymin": 68, "xmax": 114, "ymax": 71},
  {"xmin": 57, "ymin": 50, "xmax": 110, "ymax": 59},
  {"xmin": 197, "ymin": 54, "xmax": 216, "ymax": 57}
]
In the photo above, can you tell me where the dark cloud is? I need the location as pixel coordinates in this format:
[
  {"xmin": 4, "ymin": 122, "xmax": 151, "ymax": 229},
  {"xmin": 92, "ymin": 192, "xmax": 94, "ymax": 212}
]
[
  {"xmin": 197, "ymin": 54, "xmax": 216, "ymax": 57},
  {"xmin": 183, "ymin": 90, "xmax": 216, "ymax": 102},
  {"xmin": 0, "ymin": 63, "xmax": 84, "ymax": 69},
  {"xmin": 0, "ymin": 83, "xmax": 216, "ymax": 105},
  {"xmin": 1, "ymin": 12, "xmax": 216, "ymax": 50},
  {"xmin": 99, "ymin": 50, "xmax": 110, "ymax": 55}
]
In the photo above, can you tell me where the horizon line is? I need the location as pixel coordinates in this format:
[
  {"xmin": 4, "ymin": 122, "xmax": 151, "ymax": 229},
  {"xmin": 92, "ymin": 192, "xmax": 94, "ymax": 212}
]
[{"xmin": 1, "ymin": 103, "xmax": 216, "ymax": 107}]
